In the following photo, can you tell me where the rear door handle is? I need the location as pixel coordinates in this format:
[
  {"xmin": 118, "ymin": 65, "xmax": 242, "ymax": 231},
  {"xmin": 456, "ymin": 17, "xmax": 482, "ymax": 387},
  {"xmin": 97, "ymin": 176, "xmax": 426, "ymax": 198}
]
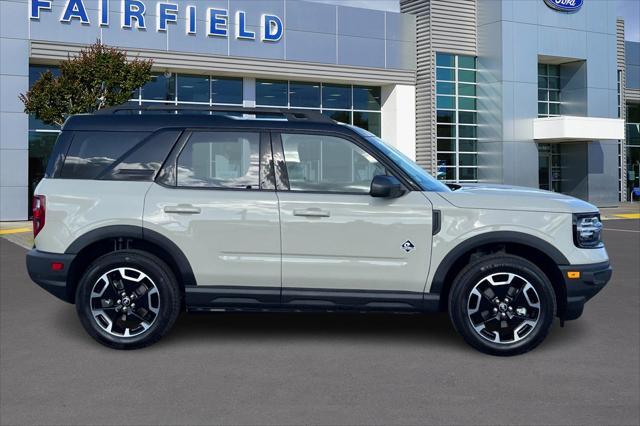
[
  {"xmin": 164, "ymin": 204, "xmax": 201, "ymax": 214},
  {"xmin": 293, "ymin": 208, "xmax": 331, "ymax": 218}
]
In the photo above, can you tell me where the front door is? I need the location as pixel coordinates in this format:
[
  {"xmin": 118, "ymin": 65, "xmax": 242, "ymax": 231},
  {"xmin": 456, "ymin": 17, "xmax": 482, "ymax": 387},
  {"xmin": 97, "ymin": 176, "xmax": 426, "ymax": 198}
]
[{"xmin": 273, "ymin": 132, "xmax": 433, "ymax": 308}]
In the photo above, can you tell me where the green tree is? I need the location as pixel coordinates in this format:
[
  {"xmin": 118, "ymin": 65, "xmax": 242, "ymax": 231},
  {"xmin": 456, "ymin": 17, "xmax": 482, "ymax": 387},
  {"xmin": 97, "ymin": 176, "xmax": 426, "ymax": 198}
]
[{"xmin": 20, "ymin": 41, "xmax": 153, "ymax": 127}]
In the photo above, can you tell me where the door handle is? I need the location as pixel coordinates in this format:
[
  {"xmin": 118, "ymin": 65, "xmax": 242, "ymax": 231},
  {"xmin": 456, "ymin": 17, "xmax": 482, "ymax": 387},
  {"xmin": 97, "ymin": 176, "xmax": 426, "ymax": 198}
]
[
  {"xmin": 164, "ymin": 204, "xmax": 201, "ymax": 214},
  {"xmin": 293, "ymin": 208, "xmax": 331, "ymax": 218}
]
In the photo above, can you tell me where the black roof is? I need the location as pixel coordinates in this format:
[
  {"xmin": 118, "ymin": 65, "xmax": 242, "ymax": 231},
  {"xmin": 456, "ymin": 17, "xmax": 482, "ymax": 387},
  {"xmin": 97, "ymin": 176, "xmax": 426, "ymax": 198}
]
[{"xmin": 62, "ymin": 106, "xmax": 362, "ymax": 138}]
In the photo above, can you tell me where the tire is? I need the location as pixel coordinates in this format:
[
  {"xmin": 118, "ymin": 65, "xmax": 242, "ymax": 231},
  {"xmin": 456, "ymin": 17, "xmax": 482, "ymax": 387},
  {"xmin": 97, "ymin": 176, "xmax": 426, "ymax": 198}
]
[
  {"xmin": 75, "ymin": 250, "xmax": 181, "ymax": 350},
  {"xmin": 448, "ymin": 254, "xmax": 556, "ymax": 356}
]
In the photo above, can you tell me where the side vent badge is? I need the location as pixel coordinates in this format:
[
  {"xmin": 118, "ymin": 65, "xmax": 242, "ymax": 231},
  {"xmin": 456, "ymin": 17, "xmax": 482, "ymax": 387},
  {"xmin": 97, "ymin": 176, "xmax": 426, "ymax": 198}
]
[{"xmin": 401, "ymin": 240, "xmax": 415, "ymax": 253}]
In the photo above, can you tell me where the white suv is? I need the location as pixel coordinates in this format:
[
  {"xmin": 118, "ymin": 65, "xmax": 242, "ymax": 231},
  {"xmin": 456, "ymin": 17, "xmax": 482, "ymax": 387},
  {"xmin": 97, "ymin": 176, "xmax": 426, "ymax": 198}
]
[{"xmin": 26, "ymin": 106, "xmax": 612, "ymax": 355}]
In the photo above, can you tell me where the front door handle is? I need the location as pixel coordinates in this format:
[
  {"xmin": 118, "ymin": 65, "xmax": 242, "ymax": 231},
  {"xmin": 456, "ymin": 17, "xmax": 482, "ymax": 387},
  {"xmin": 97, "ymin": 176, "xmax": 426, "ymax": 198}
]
[
  {"xmin": 164, "ymin": 204, "xmax": 201, "ymax": 214},
  {"xmin": 293, "ymin": 208, "xmax": 331, "ymax": 218}
]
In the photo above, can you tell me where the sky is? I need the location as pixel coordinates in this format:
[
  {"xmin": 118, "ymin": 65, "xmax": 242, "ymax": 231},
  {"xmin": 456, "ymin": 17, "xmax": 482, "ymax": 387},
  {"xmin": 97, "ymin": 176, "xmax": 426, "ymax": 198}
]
[{"xmin": 309, "ymin": 0, "xmax": 640, "ymax": 42}]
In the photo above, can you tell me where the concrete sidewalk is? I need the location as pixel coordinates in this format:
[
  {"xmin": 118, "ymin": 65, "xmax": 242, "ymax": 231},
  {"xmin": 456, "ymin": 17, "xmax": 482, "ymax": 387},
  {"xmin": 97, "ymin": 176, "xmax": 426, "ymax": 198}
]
[
  {"xmin": 599, "ymin": 203, "xmax": 640, "ymax": 220},
  {"xmin": 0, "ymin": 221, "xmax": 33, "ymax": 249}
]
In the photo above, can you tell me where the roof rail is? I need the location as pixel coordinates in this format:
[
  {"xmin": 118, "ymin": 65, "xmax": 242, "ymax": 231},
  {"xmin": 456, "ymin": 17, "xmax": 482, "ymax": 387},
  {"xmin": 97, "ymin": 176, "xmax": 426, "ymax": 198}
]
[{"xmin": 94, "ymin": 104, "xmax": 335, "ymax": 123}]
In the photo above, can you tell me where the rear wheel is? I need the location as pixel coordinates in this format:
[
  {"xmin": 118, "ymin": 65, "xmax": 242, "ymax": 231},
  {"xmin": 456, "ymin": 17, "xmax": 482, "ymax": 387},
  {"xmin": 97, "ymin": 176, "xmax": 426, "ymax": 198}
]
[
  {"xmin": 75, "ymin": 250, "xmax": 181, "ymax": 349},
  {"xmin": 448, "ymin": 254, "xmax": 556, "ymax": 356}
]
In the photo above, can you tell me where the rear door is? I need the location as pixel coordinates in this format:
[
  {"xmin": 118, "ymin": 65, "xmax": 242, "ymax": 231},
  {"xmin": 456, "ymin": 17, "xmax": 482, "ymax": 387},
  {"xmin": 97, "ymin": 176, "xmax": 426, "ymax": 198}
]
[
  {"xmin": 273, "ymin": 131, "xmax": 433, "ymax": 309},
  {"xmin": 143, "ymin": 129, "xmax": 281, "ymax": 306}
]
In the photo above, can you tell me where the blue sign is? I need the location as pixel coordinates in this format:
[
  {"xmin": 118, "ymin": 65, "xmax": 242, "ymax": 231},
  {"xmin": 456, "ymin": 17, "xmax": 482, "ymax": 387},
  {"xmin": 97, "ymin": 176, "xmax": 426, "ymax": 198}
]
[
  {"xmin": 29, "ymin": 0, "xmax": 284, "ymax": 43},
  {"xmin": 543, "ymin": 0, "xmax": 583, "ymax": 13}
]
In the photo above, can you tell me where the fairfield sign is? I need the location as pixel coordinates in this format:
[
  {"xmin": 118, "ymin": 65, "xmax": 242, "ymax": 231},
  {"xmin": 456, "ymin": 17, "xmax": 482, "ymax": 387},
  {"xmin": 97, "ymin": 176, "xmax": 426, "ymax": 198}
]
[{"xmin": 29, "ymin": 0, "xmax": 284, "ymax": 42}]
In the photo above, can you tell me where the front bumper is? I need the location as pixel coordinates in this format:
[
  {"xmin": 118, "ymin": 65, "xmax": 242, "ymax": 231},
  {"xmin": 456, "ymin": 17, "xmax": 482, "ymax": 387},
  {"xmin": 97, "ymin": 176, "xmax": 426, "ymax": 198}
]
[
  {"xmin": 559, "ymin": 261, "xmax": 612, "ymax": 320},
  {"xmin": 26, "ymin": 249, "xmax": 76, "ymax": 303}
]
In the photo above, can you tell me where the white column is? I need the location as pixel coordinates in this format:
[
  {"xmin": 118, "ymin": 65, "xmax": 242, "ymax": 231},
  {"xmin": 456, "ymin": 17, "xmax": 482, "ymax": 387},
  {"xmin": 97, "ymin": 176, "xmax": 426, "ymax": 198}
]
[{"xmin": 381, "ymin": 84, "xmax": 416, "ymax": 160}]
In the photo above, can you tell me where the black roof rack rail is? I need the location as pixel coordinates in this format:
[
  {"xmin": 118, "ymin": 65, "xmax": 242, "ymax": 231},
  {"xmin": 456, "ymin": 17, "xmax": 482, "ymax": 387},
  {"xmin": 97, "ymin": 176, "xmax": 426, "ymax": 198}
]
[{"xmin": 94, "ymin": 104, "xmax": 335, "ymax": 123}]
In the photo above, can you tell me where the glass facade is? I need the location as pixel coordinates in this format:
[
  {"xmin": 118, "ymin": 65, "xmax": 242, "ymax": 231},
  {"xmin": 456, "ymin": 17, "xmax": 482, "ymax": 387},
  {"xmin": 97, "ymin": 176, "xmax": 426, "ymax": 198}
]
[
  {"xmin": 255, "ymin": 80, "xmax": 382, "ymax": 136},
  {"xmin": 435, "ymin": 53, "xmax": 478, "ymax": 183},
  {"xmin": 133, "ymin": 72, "xmax": 243, "ymax": 106},
  {"xmin": 538, "ymin": 64, "xmax": 561, "ymax": 117},
  {"xmin": 627, "ymin": 103, "xmax": 640, "ymax": 201}
]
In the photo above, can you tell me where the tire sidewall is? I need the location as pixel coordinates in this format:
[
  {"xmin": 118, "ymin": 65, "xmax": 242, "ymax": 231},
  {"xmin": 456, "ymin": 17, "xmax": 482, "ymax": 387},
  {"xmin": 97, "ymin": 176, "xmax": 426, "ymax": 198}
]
[
  {"xmin": 75, "ymin": 250, "xmax": 179, "ymax": 349},
  {"xmin": 450, "ymin": 256, "xmax": 556, "ymax": 356}
]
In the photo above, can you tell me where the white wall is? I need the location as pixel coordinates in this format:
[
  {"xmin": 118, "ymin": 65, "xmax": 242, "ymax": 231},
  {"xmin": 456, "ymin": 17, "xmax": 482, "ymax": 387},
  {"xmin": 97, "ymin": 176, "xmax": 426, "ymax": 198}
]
[{"xmin": 381, "ymin": 84, "xmax": 416, "ymax": 160}]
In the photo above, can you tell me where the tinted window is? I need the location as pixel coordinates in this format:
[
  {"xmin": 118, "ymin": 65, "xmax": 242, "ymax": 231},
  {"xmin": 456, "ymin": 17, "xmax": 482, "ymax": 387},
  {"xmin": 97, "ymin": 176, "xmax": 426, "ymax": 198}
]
[
  {"xmin": 141, "ymin": 73, "xmax": 175, "ymax": 101},
  {"xmin": 289, "ymin": 81, "xmax": 321, "ymax": 108},
  {"xmin": 105, "ymin": 130, "xmax": 182, "ymax": 180},
  {"xmin": 353, "ymin": 86, "xmax": 381, "ymax": 110},
  {"xmin": 322, "ymin": 84, "xmax": 352, "ymax": 109},
  {"xmin": 61, "ymin": 131, "xmax": 150, "ymax": 179},
  {"xmin": 177, "ymin": 74, "xmax": 209, "ymax": 103},
  {"xmin": 256, "ymin": 79, "xmax": 288, "ymax": 106},
  {"xmin": 212, "ymin": 77, "xmax": 243, "ymax": 105},
  {"xmin": 177, "ymin": 132, "xmax": 260, "ymax": 189},
  {"xmin": 281, "ymin": 133, "xmax": 385, "ymax": 193}
]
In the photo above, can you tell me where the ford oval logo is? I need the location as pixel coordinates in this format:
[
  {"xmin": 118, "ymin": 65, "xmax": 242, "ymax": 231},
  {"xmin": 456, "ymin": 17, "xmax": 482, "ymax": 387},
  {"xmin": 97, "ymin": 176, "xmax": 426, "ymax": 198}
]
[{"xmin": 544, "ymin": 0, "xmax": 584, "ymax": 13}]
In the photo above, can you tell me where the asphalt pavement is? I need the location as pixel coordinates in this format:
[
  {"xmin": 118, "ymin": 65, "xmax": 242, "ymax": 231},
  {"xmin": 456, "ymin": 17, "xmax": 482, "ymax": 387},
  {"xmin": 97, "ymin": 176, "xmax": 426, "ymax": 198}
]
[{"xmin": 1, "ymin": 220, "xmax": 639, "ymax": 425}]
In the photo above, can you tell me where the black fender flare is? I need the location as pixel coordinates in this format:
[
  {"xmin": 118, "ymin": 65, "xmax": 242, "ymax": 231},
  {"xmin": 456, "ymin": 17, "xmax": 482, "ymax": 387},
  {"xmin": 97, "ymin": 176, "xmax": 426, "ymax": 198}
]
[
  {"xmin": 65, "ymin": 225, "xmax": 196, "ymax": 287},
  {"xmin": 428, "ymin": 231, "xmax": 569, "ymax": 295}
]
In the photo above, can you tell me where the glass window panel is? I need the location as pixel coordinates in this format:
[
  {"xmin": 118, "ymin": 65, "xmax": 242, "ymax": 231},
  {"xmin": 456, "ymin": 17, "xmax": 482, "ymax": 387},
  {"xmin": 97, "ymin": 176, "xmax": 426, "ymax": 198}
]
[
  {"xmin": 177, "ymin": 74, "xmax": 209, "ymax": 103},
  {"xmin": 628, "ymin": 104, "xmax": 640, "ymax": 123},
  {"xmin": 548, "ymin": 91, "xmax": 560, "ymax": 101},
  {"xmin": 281, "ymin": 133, "xmax": 385, "ymax": 193},
  {"xmin": 141, "ymin": 73, "xmax": 176, "ymax": 101},
  {"xmin": 437, "ymin": 138, "xmax": 456, "ymax": 152},
  {"xmin": 437, "ymin": 124, "xmax": 456, "ymax": 138},
  {"xmin": 459, "ymin": 139, "xmax": 477, "ymax": 152},
  {"xmin": 549, "ymin": 103, "xmax": 560, "ymax": 115},
  {"xmin": 289, "ymin": 81, "xmax": 320, "ymax": 108},
  {"xmin": 436, "ymin": 68, "xmax": 455, "ymax": 81},
  {"xmin": 437, "ymin": 81, "xmax": 455, "ymax": 95},
  {"xmin": 437, "ymin": 110, "xmax": 456, "ymax": 124},
  {"xmin": 29, "ymin": 131, "xmax": 59, "ymax": 199},
  {"xmin": 256, "ymin": 79, "xmax": 288, "ymax": 106},
  {"xmin": 437, "ymin": 95, "xmax": 455, "ymax": 109},
  {"xmin": 538, "ymin": 90, "xmax": 548, "ymax": 101},
  {"xmin": 458, "ymin": 69, "xmax": 476, "ymax": 83},
  {"xmin": 548, "ymin": 77, "xmax": 560, "ymax": 90},
  {"xmin": 353, "ymin": 111, "xmax": 381, "ymax": 137},
  {"xmin": 458, "ymin": 111, "xmax": 476, "ymax": 124},
  {"xmin": 458, "ymin": 83, "xmax": 476, "ymax": 96},
  {"xmin": 548, "ymin": 64, "xmax": 560, "ymax": 76},
  {"xmin": 538, "ymin": 76, "xmax": 548, "ymax": 88},
  {"xmin": 458, "ymin": 97, "xmax": 476, "ymax": 110},
  {"xmin": 436, "ymin": 53, "xmax": 455, "ymax": 67},
  {"xmin": 177, "ymin": 132, "xmax": 260, "ymax": 189},
  {"xmin": 538, "ymin": 63, "xmax": 547, "ymax": 75},
  {"xmin": 459, "ymin": 167, "xmax": 477, "ymax": 180},
  {"xmin": 61, "ymin": 131, "xmax": 151, "ymax": 179},
  {"xmin": 459, "ymin": 125, "xmax": 477, "ymax": 138},
  {"xmin": 322, "ymin": 110, "xmax": 351, "ymax": 125},
  {"xmin": 538, "ymin": 102, "xmax": 548, "ymax": 115},
  {"xmin": 459, "ymin": 153, "xmax": 477, "ymax": 166},
  {"xmin": 212, "ymin": 77, "xmax": 243, "ymax": 105},
  {"xmin": 322, "ymin": 84, "xmax": 352, "ymax": 109},
  {"xmin": 437, "ymin": 152, "xmax": 455, "ymax": 166},
  {"xmin": 353, "ymin": 86, "xmax": 381, "ymax": 110},
  {"xmin": 458, "ymin": 55, "xmax": 476, "ymax": 69},
  {"xmin": 436, "ymin": 165, "xmax": 455, "ymax": 181}
]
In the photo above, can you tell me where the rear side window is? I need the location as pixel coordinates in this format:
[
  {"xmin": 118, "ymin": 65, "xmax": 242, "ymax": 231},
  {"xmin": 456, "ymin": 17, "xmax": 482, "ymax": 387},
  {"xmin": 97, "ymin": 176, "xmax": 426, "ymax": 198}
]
[
  {"xmin": 60, "ymin": 131, "xmax": 150, "ymax": 179},
  {"xmin": 176, "ymin": 131, "xmax": 260, "ymax": 189}
]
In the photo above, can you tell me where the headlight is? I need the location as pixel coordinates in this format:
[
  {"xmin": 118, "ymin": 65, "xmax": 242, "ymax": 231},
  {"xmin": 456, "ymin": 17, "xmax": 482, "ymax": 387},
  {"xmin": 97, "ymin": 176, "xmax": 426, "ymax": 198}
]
[{"xmin": 573, "ymin": 213, "xmax": 603, "ymax": 248}]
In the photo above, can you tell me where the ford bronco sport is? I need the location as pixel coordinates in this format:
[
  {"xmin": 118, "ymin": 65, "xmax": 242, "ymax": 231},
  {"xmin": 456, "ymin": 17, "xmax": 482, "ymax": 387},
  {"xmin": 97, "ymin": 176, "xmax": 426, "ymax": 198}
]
[{"xmin": 26, "ymin": 105, "xmax": 612, "ymax": 355}]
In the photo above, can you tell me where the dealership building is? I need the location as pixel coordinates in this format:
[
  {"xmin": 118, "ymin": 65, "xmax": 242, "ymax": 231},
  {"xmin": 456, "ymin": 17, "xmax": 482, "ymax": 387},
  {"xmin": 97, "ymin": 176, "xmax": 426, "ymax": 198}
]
[{"xmin": 1, "ymin": 0, "xmax": 639, "ymax": 220}]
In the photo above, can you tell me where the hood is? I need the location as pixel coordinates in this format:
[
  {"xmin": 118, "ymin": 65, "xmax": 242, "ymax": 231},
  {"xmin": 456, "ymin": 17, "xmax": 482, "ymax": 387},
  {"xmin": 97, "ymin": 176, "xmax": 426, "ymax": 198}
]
[{"xmin": 438, "ymin": 183, "xmax": 598, "ymax": 214}]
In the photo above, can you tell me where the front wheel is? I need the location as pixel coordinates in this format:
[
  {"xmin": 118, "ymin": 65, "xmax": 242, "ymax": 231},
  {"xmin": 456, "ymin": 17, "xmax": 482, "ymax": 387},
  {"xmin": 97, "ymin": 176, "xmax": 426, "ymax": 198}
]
[
  {"xmin": 448, "ymin": 254, "xmax": 556, "ymax": 356},
  {"xmin": 75, "ymin": 250, "xmax": 181, "ymax": 349}
]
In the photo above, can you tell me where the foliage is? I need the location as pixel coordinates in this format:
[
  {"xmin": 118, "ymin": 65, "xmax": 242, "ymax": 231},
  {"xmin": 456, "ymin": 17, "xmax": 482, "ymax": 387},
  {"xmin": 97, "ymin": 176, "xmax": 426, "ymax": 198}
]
[{"xmin": 20, "ymin": 41, "xmax": 153, "ymax": 126}]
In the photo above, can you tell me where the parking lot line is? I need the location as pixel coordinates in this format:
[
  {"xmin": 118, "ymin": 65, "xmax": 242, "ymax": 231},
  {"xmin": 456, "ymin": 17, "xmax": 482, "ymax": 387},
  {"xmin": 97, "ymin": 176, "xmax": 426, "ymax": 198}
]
[
  {"xmin": 614, "ymin": 213, "xmax": 640, "ymax": 219},
  {"xmin": 0, "ymin": 227, "xmax": 31, "ymax": 235}
]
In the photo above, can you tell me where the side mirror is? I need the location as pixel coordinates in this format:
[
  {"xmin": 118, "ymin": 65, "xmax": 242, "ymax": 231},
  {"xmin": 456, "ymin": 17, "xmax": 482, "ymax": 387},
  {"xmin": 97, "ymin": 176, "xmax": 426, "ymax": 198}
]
[{"xmin": 370, "ymin": 175, "xmax": 406, "ymax": 198}]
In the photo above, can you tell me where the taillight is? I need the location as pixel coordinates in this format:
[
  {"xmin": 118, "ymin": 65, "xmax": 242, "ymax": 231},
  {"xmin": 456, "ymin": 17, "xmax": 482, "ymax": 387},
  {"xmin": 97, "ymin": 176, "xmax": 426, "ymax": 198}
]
[{"xmin": 32, "ymin": 195, "xmax": 46, "ymax": 238}]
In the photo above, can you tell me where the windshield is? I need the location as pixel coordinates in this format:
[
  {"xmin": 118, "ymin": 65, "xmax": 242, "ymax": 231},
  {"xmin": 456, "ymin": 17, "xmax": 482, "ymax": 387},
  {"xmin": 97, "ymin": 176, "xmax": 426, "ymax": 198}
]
[{"xmin": 361, "ymin": 133, "xmax": 451, "ymax": 192}]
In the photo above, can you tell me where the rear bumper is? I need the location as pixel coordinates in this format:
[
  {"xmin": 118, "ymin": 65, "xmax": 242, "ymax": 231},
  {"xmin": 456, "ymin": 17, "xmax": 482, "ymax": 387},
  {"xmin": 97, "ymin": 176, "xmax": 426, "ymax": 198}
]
[
  {"xmin": 559, "ymin": 261, "xmax": 612, "ymax": 320},
  {"xmin": 26, "ymin": 249, "xmax": 75, "ymax": 303}
]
